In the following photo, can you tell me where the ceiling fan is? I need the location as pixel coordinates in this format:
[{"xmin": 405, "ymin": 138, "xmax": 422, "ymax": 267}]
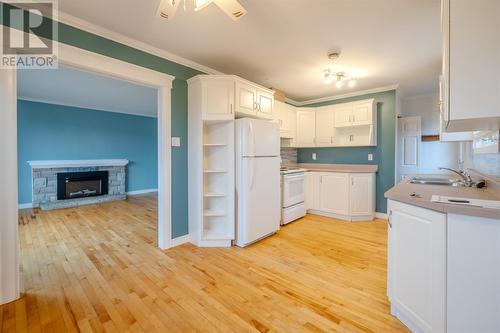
[{"xmin": 157, "ymin": 0, "xmax": 247, "ymax": 21}]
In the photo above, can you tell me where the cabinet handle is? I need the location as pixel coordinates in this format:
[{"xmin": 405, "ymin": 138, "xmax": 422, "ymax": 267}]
[
  {"xmin": 320, "ymin": 176, "xmax": 323, "ymax": 183},
  {"xmin": 388, "ymin": 210, "xmax": 393, "ymax": 228},
  {"xmin": 230, "ymin": 103, "xmax": 233, "ymax": 114}
]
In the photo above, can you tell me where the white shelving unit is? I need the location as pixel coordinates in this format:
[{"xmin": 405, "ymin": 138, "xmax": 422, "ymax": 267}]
[{"xmin": 188, "ymin": 76, "xmax": 235, "ymax": 247}]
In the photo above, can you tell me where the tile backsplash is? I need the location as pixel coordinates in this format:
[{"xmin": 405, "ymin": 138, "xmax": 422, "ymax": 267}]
[{"xmin": 280, "ymin": 147, "xmax": 297, "ymax": 165}]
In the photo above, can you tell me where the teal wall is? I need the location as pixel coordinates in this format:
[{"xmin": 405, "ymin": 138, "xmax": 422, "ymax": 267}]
[
  {"xmin": 297, "ymin": 90, "xmax": 397, "ymax": 213},
  {"xmin": 17, "ymin": 100, "xmax": 158, "ymax": 205},
  {"xmin": 2, "ymin": 10, "xmax": 203, "ymax": 237}
]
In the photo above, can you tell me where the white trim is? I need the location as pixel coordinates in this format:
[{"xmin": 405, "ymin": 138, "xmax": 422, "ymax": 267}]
[
  {"xmin": 286, "ymin": 84, "xmax": 400, "ymax": 106},
  {"xmin": 375, "ymin": 212, "xmax": 389, "ymax": 220},
  {"xmin": 18, "ymin": 203, "xmax": 34, "ymax": 209},
  {"xmin": 126, "ymin": 188, "xmax": 158, "ymax": 195},
  {"xmin": 171, "ymin": 234, "xmax": 192, "ymax": 247},
  {"xmin": 28, "ymin": 159, "xmax": 129, "ymax": 168},
  {"xmin": 1, "ymin": 36, "xmax": 175, "ymax": 305},
  {"xmin": 57, "ymin": 11, "xmax": 223, "ymax": 76},
  {"xmin": 18, "ymin": 96, "xmax": 158, "ymax": 119}
]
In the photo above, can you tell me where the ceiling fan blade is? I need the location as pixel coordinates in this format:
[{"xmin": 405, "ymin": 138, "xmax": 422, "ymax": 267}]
[
  {"xmin": 156, "ymin": 0, "xmax": 180, "ymax": 20},
  {"xmin": 213, "ymin": 0, "xmax": 247, "ymax": 20}
]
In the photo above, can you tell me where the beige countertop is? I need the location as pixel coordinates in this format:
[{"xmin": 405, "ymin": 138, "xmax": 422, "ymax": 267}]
[
  {"xmin": 285, "ymin": 163, "xmax": 378, "ymax": 173},
  {"xmin": 385, "ymin": 180, "xmax": 500, "ymax": 220}
]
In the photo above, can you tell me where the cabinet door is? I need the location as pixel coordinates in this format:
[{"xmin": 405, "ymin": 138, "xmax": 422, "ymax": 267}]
[
  {"xmin": 388, "ymin": 200, "xmax": 446, "ymax": 333},
  {"xmin": 284, "ymin": 103, "xmax": 297, "ymax": 139},
  {"xmin": 446, "ymin": 0, "xmax": 500, "ymax": 130},
  {"xmin": 235, "ymin": 82, "xmax": 257, "ymax": 116},
  {"xmin": 304, "ymin": 172, "xmax": 318, "ymax": 210},
  {"xmin": 202, "ymin": 80, "xmax": 234, "ymax": 120},
  {"xmin": 319, "ymin": 173, "xmax": 349, "ymax": 215},
  {"xmin": 334, "ymin": 107, "xmax": 352, "ymax": 128},
  {"xmin": 296, "ymin": 110, "xmax": 316, "ymax": 147},
  {"xmin": 257, "ymin": 90, "xmax": 274, "ymax": 119},
  {"xmin": 352, "ymin": 102, "xmax": 372, "ymax": 126},
  {"xmin": 315, "ymin": 108, "xmax": 335, "ymax": 146},
  {"xmin": 349, "ymin": 174, "xmax": 374, "ymax": 216}
]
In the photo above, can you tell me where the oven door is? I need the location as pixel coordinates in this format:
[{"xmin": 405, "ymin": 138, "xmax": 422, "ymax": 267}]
[{"xmin": 282, "ymin": 173, "xmax": 306, "ymax": 208}]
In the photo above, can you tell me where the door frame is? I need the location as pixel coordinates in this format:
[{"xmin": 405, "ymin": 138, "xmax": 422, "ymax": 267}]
[{"xmin": 0, "ymin": 40, "xmax": 175, "ymax": 305}]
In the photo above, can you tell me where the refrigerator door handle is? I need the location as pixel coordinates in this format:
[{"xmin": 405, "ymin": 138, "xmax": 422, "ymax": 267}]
[
  {"xmin": 249, "ymin": 120, "xmax": 255, "ymax": 157},
  {"xmin": 249, "ymin": 159, "xmax": 255, "ymax": 191}
]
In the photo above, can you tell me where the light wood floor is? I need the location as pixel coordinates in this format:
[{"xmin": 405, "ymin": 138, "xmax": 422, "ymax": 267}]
[{"xmin": 1, "ymin": 194, "xmax": 408, "ymax": 333}]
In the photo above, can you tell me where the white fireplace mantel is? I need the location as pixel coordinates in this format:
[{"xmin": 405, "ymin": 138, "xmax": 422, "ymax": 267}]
[{"xmin": 28, "ymin": 159, "xmax": 129, "ymax": 169}]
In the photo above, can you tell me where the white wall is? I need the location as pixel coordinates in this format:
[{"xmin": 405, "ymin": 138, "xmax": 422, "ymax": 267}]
[{"xmin": 401, "ymin": 94, "xmax": 460, "ymax": 174}]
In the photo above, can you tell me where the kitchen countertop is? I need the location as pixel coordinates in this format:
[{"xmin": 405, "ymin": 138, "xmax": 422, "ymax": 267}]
[
  {"xmin": 385, "ymin": 179, "xmax": 500, "ymax": 220},
  {"xmin": 283, "ymin": 163, "xmax": 378, "ymax": 173}
]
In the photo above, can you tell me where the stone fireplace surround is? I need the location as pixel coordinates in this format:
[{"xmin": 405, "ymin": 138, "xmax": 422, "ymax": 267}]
[{"xmin": 28, "ymin": 159, "xmax": 129, "ymax": 210}]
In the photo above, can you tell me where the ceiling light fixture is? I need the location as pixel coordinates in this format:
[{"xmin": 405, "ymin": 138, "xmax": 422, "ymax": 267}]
[
  {"xmin": 157, "ymin": 0, "xmax": 247, "ymax": 21},
  {"xmin": 323, "ymin": 52, "xmax": 357, "ymax": 89}
]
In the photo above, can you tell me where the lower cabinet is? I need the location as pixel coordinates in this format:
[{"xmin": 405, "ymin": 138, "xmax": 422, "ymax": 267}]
[
  {"xmin": 305, "ymin": 172, "xmax": 375, "ymax": 221},
  {"xmin": 387, "ymin": 200, "xmax": 446, "ymax": 333}
]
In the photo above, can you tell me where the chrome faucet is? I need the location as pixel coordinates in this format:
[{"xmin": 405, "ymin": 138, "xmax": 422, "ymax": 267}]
[{"xmin": 438, "ymin": 167, "xmax": 474, "ymax": 187}]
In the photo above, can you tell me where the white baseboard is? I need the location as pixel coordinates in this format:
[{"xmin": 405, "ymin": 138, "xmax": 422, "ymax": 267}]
[
  {"xmin": 171, "ymin": 234, "xmax": 191, "ymax": 247},
  {"xmin": 375, "ymin": 212, "xmax": 389, "ymax": 220},
  {"xmin": 18, "ymin": 203, "xmax": 35, "ymax": 209},
  {"xmin": 126, "ymin": 188, "xmax": 158, "ymax": 195}
]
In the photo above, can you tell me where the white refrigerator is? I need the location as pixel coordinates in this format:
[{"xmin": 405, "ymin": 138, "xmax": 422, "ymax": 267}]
[{"xmin": 235, "ymin": 118, "xmax": 281, "ymax": 247}]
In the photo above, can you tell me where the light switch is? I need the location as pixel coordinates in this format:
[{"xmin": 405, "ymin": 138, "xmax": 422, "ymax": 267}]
[
  {"xmin": 312, "ymin": 153, "xmax": 317, "ymax": 161},
  {"xmin": 172, "ymin": 137, "xmax": 181, "ymax": 147},
  {"xmin": 368, "ymin": 154, "xmax": 373, "ymax": 161}
]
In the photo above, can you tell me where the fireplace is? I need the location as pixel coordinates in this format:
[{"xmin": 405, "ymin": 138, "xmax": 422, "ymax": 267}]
[{"xmin": 57, "ymin": 171, "xmax": 109, "ymax": 200}]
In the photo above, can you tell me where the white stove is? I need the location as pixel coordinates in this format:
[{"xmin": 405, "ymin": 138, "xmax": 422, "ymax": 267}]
[{"xmin": 280, "ymin": 167, "xmax": 307, "ymax": 225}]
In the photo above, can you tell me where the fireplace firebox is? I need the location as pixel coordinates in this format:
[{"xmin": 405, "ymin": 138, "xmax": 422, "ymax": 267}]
[{"xmin": 57, "ymin": 171, "xmax": 109, "ymax": 200}]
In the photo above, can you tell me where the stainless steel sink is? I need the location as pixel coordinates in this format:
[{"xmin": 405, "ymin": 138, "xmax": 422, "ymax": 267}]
[{"xmin": 410, "ymin": 176, "xmax": 464, "ymax": 187}]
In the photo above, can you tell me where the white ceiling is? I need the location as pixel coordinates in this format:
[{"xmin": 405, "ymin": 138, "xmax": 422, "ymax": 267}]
[
  {"xmin": 57, "ymin": 0, "xmax": 442, "ymax": 102},
  {"xmin": 18, "ymin": 65, "xmax": 158, "ymax": 117}
]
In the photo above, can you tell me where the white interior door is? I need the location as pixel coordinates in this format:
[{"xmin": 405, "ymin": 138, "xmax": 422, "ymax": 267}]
[{"xmin": 397, "ymin": 116, "xmax": 421, "ymax": 180}]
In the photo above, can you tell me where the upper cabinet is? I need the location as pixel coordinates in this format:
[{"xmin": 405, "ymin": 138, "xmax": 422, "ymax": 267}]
[
  {"xmin": 441, "ymin": 0, "xmax": 500, "ymax": 132},
  {"xmin": 334, "ymin": 100, "xmax": 374, "ymax": 128},
  {"xmin": 235, "ymin": 81, "xmax": 257, "ymax": 117},
  {"xmin": 273, "ymin": 101, "xmax": 297, "ymax": 139},
  {"xmin": 295, "ymin": 109, "xmax": 316, "ymax": 147},
  {"xmin": 235, "ymin": 81, "xmax": 274, "ymax": 119},
  {"xmin": 188, "ymin": 76, "xmax": 235, "ymax": 121},
  {"xmin": 189, "ymin": 75, "xmax": 274, "ymax": 122},
  {"xmin": 315, "ymin": 107, "xmax": 336, "ymax": 146}
]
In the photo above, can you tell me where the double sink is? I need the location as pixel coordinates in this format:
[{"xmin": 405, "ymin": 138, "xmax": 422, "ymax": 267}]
[{"xmin": 410, "ymin": 176, "xmax": 466, "ymax": 187}]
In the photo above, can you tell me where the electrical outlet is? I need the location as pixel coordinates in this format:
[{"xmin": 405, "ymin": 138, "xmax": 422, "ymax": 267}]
[
  {"xmin": 172, "ymin": 137, "xmax": 181, "ymax": 147},
  {"xmin": 368, "ymin": 154, "xmax": 373, "ymax": 161},
  {"xmin": 312, "ymin": 153, "xmax": 317, "ymax": 161}
]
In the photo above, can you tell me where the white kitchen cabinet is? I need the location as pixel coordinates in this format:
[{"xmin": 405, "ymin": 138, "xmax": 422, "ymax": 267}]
[
  {"xmin": 387, "ymin": 200, "xmax": 446, "ymax": 333},
  {"xmin": 305, "ymin": 172, "xmax": 318, "ymax": 210},
  {"xmin": 273, "ymin": 100, "xmax": 297, "ymax": 139},
  {"xmin": 333, "ymin": 100, "xmax": 375, "ymax": 128},
  {"xmin": 334, "ymin": 106, "xmax": 352, "ymax": 128},
  {"xmin": 349, "ymin": 174, "xmax": 375, "ymax": 216},
  {"xmin": 189, "ymin": 76, "xmax": 235, "ymax": 121},
  {"xmin": 441, "ymin": 0, "xmax": 500, "ymax": 132},
  {"xmin": 315, "ymin": 107, "xmax": 335, "ymax": 146},
  {"xmin": 319, "ymin": 173, "xmax": 350, "ymax": 216},
  {"xmin": 447, "ymin": 214, "xmax": 500, "ymax": 333},
  {"xmin": 235, "ymin": 81, "xmax": 257, "ymax": 117},
  {"xmin": 307, "ymin": 171, "xmax": 375, "ymax": 221},
  {"xmin": 257, "ymin": 90, "xmax": 274, "ymax": 119},
  {"xmin": 295, "ymin": 109, "xmax": 316, "ymax": 147}
]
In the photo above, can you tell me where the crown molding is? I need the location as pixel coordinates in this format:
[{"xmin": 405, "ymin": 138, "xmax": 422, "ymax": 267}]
[
  {"xmin": 56, "ymin": 11, "xmax": 224, "ymax": 76},
  {"xmin": 286, "ymin": 84, "xmax": 400, "ymax": 107}
]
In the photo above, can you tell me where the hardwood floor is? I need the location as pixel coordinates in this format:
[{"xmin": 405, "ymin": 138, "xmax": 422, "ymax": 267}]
[{"xmin": 1, "ymin": 194, "xmax": 408, "ymax": 333}]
